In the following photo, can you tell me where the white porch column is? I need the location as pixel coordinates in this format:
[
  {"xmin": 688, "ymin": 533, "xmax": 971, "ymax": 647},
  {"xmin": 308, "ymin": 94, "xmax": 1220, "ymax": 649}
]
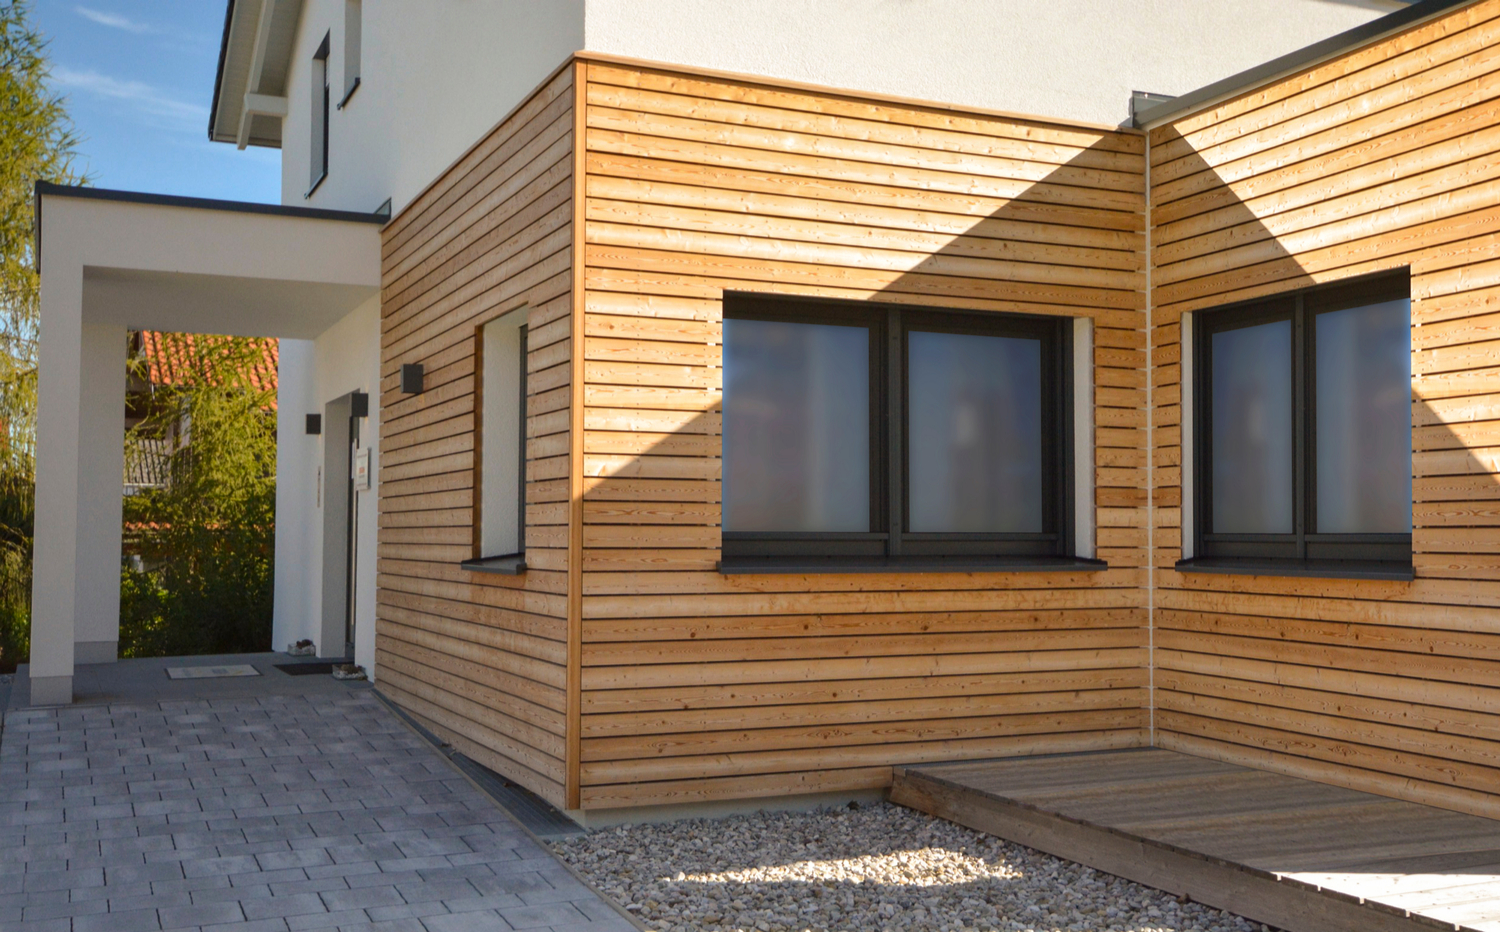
[
  {"xmin": 31, "ymin": 256, "xmax": 84, "ymax": 704},
  {"xmin": 75, "ymin": 322, "xmax": 127, "ymax": 663}
]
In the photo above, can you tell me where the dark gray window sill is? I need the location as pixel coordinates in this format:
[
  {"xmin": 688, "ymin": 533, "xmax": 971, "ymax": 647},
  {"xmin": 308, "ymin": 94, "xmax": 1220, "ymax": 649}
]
[
  {"xmin": 1174, "ymin": 557, "xmax": 1413, "ymax": 581},
  {"xmin": 460, "ymin": 554, "xmax": 526, "ymax": 576},
  {"xmin": 338, "ymin": 77, "xmax": 361, "ymax": 109},
  {"xmin": 305, "ymin": 171, "xmax": 327, "ymax": 199},
  {"xmin": 718, "ymin": 556, "xmax": 1108, "ymax": 575}
]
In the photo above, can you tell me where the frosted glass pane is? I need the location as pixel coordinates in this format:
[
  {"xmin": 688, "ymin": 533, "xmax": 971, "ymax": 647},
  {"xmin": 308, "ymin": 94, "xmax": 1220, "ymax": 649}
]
[
  {"xmin": 1211, "ymin": 320, "xmax": 1293, "ymax": 533},
  {"xmin": 723, "ymin": 319, "xmax": 869, "ymax": 532},
  {"xmin": 1315, "ymin": 299, "xmax": 1411, "ymax": 533},
  {"xmin": 908, "ymin": 330, "xmax": 1043, "ymax": 533}
]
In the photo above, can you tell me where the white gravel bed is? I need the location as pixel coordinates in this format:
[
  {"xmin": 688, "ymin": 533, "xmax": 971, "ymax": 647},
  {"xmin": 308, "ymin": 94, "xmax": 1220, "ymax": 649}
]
[{"xmin": 551, "ymin": 802, "xmax": 1273, "ymax": 932}]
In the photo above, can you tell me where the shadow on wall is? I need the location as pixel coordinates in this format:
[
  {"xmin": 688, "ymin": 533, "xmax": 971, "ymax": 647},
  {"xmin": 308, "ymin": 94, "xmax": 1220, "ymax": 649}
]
[
  {"xmin": 1136, "ymin": 125, "xmax": 1500, "ymax": 824},
  {"xmin": 578, "ymin": 95, "xmax": 1500, "ymax": 807}
]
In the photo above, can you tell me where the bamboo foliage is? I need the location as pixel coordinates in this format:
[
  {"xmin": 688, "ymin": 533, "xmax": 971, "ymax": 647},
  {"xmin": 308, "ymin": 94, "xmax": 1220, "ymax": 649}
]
[{"xmin": 0, "ymin": 0, "xmax": 80, "ymax": 673}]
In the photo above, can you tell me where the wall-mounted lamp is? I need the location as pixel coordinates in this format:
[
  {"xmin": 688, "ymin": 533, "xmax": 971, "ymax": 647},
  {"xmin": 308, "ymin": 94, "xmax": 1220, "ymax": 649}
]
[
  {"xmin": 305, "ymin": 414, "xmax": 322, "ymax": 435},
  {"xmin": 350, "ymin": 391, "xmax": 369, "ymax": 418},
  {"xmin": 401, "ymin": 363, "xmax": 425, "ymax": 394}
]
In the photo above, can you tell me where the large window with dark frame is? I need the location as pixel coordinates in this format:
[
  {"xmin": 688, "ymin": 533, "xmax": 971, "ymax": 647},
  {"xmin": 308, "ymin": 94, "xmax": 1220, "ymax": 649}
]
[
  {"xmin": 1188, "ymin": 270, "xmax": 1412, "ymax": 575},
  {"xmin": 721, "ymin": 293, "xmax": 1078, "ymax": 569}
]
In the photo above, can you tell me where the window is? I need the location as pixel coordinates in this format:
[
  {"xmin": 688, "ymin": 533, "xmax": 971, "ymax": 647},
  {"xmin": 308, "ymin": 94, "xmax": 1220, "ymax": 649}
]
[
  {"xmin": 1187, "ymin": 270, "xmax": 1412, "ymax": 575},
  {"xmin": 308, "ymin": 32, "xmax": 330, "ymax": 196},
  {"xmin": 468, "ymin": 310, "xmax": 527, "ymax": 574},
  {"xmin": 340, "ymin": 0, "xmax": 362, "ymax": 107},
  {"xmin": 721, "ymin": 294, "xmax": 1084, "ymax": 570}
]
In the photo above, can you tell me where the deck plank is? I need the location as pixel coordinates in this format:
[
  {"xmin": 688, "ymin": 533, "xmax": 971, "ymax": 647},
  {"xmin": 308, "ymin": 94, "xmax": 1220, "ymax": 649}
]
[{"xmin": 896, "ymin": 748, "xmax": 1500, "ymax": 932}]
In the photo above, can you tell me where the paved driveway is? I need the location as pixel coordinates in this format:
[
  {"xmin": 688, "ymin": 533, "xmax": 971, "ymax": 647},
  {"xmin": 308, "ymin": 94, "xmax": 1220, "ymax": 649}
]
[{"xmin": 0, "ymin": 686, "xmax": 631, "ymax": 932}]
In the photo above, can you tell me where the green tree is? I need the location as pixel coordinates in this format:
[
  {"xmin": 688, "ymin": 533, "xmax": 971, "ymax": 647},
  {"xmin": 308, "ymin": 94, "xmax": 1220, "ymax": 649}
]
[
  {"xmin": 120, "ymin": 336, "xmax": 278, "ymax": 658},
  {"xmin": 0, "ymin": 0, "xmax": 82, "ymax": 673}
]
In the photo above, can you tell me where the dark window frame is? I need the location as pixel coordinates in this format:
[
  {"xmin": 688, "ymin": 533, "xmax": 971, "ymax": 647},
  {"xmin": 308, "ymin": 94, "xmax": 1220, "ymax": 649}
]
[
  {"xmin": 721, "ymin": 293, "xmax": 1074, "ymax": 563},
  {"xmin": 1190, "ymin": 269, "xmax": 1412, "ymax": 570},
  {"xmin": 306, "ymin": 32, "xmax": 331, "ymax": 198},
  {"xmin": 462, "ymin": 320, "xmax": 528, "ymax": 576}
]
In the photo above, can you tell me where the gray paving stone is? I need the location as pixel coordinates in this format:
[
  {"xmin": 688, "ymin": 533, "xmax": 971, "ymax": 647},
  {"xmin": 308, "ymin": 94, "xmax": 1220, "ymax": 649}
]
[
  {"xmin": 317, "ymin": 888, "xmax": 402, "ymax": 913},
  {"xmin": 107, "ymin": 863, "xmax": 187, "ymax": 885},
  {"xmin": 159, "ymin": 903, "xmax": 246, "ymax": 930},
  {"xmin": 492, "ymin": 904, "xmax": 586, "ymax": 932},
  {"xmin": 22, "ymin": 867, "xmax": 105, "ymax": 893},
  {"xmin": 182, "ymin": 857, "xmax": 261, "ymax": 879},
  {"xmin": 22, "ymin": 896, "xmax": 110, "ymax": 920},
  {"xmin": 435, "ymin": 899, "xmax": 521, "ymax": 917},
  {"xmin": 240, "ymin": 894, "xmax": 331, "ymax": 922},
  {"xmin": 283, "ymin": 909, "xmax": 365, "ymax": 932},
  {"xmin": 73, "ymin": 906, "xmax": 163, "ymax": 932},
  {"xmin": 364, "ymin": 903, "xmax": 448, "ymax": 924},
  {"xmin": 419, "ymin": 913, "xmax": 509, "ymax": 932}
]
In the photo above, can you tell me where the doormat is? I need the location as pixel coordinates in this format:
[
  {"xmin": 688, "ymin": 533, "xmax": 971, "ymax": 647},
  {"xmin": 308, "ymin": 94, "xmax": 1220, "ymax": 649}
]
[
  {"xmin": 165, "ymin": 664, "xmax": 260, "ymax": 679},
  {"xmin": 275, "ymin": 662, "xmax": 338, "ymax": 676}
]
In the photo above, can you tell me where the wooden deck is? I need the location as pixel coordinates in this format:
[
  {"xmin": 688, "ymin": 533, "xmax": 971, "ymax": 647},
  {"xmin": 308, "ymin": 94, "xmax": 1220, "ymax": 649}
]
[{"xmin": 892, "ymin": 749, "xmax": 1500, "ymax": 932}]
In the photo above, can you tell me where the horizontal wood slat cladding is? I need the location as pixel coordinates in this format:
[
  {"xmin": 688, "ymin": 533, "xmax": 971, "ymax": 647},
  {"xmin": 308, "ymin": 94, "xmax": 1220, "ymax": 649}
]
[
  {"xmin": 578, "ymin": 60, "xmax": 1148, "ymax": 807},
  {"xmin": 375, "ymin": 64, "xmax": 576, "ymax": 808},
  {"xmin": 1150, "ymin": 0, "xmax": 1500, "ymax": 820}
]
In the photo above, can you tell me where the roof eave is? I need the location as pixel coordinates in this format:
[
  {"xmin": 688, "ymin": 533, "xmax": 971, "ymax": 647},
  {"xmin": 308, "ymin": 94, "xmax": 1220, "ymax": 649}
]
[
  {"xmin": 1134, "ymin": 0, "xmax": 1482, "ymax": 130},
  {"xmin": 208, "ymin": 0, "xmax": 237, "ymax": 142}
]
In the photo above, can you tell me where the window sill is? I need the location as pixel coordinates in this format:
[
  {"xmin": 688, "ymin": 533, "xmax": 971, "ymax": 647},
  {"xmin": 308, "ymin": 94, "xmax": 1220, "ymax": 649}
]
[
  {"xmin": 718, "ymin": 555, "xmax": 1108, "ymax": 575},
  {"xmin": 337, "ymin": 77, "xmax": 361, "ymax": 109},
  {"xmin": 305, "ymin": 171, "xmax": 327, "ymax": 199},
  {"xmin": 459, "ymin": 554, "xmax": 526, "ymax": 576},
  {"xmin": 1174, "ymin": 557, "xmax": 1413, "ymax": 581}
]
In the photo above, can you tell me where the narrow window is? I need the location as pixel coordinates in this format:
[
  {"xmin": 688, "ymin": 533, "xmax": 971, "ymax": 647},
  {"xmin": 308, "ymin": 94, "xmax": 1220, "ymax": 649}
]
[
  {"xmin": 340, "ymin": 0, "xmax": 362, "ymax": 107},
  {"xmin": 722, "ymin": 294, "xmax": 1074, "ymax": 568},
  {"xmin": 479, "ymin": 311, "xmax": 527, "ymax": 560},
  {"xmin": 308, "ymin": 33, "xmax": 330, "ymax": 195},
  {"xmin": 1191, "ymin": 270, "xmax": 1411, "ymax": 573}
]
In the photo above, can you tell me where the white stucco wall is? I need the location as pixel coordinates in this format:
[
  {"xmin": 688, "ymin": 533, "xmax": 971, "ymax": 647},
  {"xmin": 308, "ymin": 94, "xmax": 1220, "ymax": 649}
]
[
  {"xmin": 582, "ymin": 0, "xmax": 1404, "ymax": 128},
  {"xmin": 272, "ymin": 297, "xmax": 381, "ymax": 674},
  {"xmin": 274, "ymin": 0, "xmax": 1400, "ymax": 217},
  {"xmin": 281, "ymin": 0, "xmax": 585, "ymax": 214}
]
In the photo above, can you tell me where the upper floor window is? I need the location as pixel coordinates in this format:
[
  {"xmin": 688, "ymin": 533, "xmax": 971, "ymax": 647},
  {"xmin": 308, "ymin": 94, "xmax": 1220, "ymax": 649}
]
[
  {"xmin": 721, "ymin": 294, "xmax": 1077, "ymax": 569},
  {"xmin": 340, "ymin": 0, "xmax": 362, "ymax": 107},
  {"xmin": 308, "ymin": 32, "xmax": 330, "ymax": 196},
  {"xmin": 1188, "ymin": 270, "xmax": 1412, "ymax": 574}
]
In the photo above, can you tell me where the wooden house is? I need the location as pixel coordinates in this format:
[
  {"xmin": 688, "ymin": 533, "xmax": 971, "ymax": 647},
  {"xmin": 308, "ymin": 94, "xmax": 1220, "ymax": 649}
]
[
  {"xmin": 370, "ymin": 0, "xmax": 1500, "ymax": 819},
  {"xmin": 30, "ymin": 0, "xmax": 1500, "ymax": 833}
]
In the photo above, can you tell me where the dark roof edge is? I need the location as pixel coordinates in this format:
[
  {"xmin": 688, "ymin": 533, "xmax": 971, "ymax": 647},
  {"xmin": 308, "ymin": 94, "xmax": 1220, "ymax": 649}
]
[
  {"xmin": 1133, "ymin": 0, "xmax": 1482, "ymax": 128},
  {"xmin": 209, "ymin": 0, "xmax": 236, "ymax": 141},
  {"xmin": 34, "ymin": 181, "xmax": 387, "ymax": 224}
]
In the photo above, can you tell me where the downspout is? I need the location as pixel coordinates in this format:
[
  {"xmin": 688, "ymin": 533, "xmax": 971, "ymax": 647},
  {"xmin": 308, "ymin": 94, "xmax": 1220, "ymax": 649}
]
[{"xmin": 1143, "ymin": 128, "xmax": 1155, "ymax": 747}]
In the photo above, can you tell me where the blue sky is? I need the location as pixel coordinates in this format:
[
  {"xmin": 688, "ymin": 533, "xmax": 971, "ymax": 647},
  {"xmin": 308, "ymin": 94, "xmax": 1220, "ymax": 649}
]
[{"xmin": 34, "ymin": 0, "xmax": 280, "ymax": 202}]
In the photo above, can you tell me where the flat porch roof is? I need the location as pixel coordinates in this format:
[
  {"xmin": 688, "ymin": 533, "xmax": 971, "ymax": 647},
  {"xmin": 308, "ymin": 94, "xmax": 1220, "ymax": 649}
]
[{"xmin": 29, "ymin": 184, "xmax": 385, "ymax": 706}]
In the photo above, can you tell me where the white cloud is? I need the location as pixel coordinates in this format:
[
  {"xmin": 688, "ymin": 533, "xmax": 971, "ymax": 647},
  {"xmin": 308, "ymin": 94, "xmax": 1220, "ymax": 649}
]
[
  {"xmin": 75, "ymin": 6, "xmax": 155, "ymax": 34},
  {"xmin": 51, "ymin": 67, "xmax": 208, "ymax": 128}
]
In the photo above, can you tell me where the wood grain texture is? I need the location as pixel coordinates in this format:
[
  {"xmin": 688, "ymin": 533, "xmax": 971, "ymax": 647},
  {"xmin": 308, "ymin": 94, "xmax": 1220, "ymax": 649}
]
[
  {"xmin": 576, "ymin": 60, "xmax": 1148, "ymax": 808},
  {"xmin": 376, "ymin": 66, "xmax": 575, "ymax": 809},
  {"xmin": 897, "ymin": 749, "xmax": 1500, "ymax": 932},
  {"xmin": 1149, "ymin": 0, "xmax": 1500, "ymax": 821}
]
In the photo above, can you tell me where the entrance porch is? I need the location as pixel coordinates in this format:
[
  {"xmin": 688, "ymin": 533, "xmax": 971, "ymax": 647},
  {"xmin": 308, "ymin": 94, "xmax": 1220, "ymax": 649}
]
[{"xmin": 31, "ymin": 183, "xmax": 384, "ymax": 704}]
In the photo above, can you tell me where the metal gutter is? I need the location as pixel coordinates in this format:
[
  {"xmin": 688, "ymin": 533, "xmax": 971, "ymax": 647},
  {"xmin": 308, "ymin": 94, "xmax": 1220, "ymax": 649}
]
[
  {"xmin": 34, "ymin": 181, "xmax": 386, "ymax": 224},
  {"xmin": 209, "ymin": 0, "xmax": 236, "ymax": 141},
  {"xmin": 1132, "ymin": 0, "xmax": 1483, "ymax": 129}
]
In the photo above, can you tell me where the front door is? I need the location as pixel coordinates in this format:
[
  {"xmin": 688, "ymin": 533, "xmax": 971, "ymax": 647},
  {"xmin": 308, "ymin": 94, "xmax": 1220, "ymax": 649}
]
[{"xmin": 320, "ymin": 393, "xmax": 360, "ymax": 658}]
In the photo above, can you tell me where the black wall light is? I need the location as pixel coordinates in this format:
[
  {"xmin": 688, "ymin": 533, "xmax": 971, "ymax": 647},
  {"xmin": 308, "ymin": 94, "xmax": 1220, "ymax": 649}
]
[
  {"xmin": 305, "ymin": 413, "xmax": 322, "ymax": 435},
  {"xmin": 350, "ymin": 391, "xmax": 369, "ymax": 418},
  {"xmin": 401, "ymin": 363, "xmax": 424, "ymax": 394}
]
